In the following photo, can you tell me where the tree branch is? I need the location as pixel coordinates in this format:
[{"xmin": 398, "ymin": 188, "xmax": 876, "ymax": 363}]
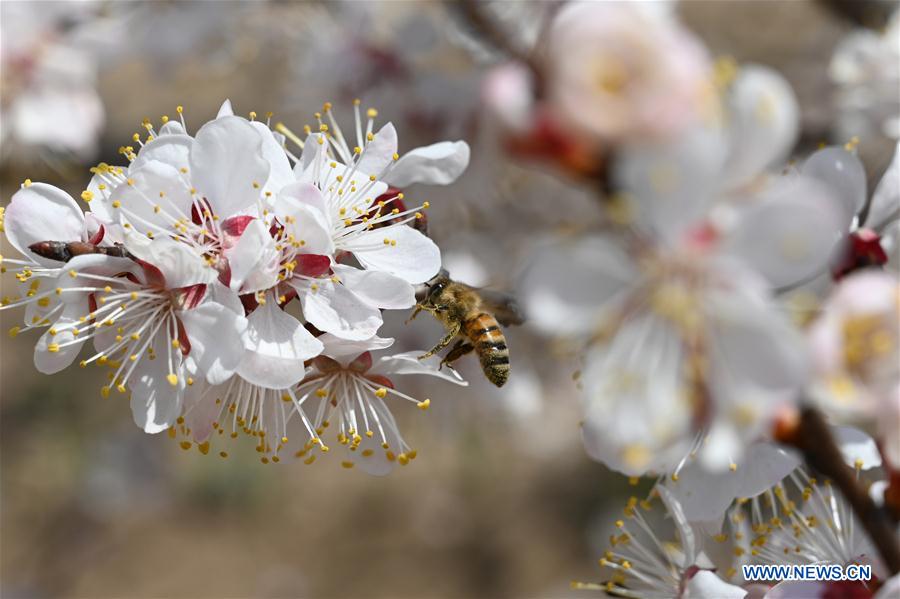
[
  {"xmin": 785, "ymin": 406, "xmax": 900, "ymax": 575},
  {"xmin": 451, "ymin": 0, "xmax": 542, "ymax": 82}
]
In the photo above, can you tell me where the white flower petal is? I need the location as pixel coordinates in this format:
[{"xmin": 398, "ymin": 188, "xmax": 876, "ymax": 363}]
[
  {"xmin": 34, "ymin": 303, "xmax": 86, "ymax": 374},
  {"xmin": 878, "ymin": 389, "xmax": 900, "ymax": 467},
  {"xmin": 656, "ymin": 485, "xmax": 697, "ymax": 566},
  {"xmin": 296, "ymin": 133, "xmax": 325, "ymax": 176},
  {"xmin": 383, "ymin": 140, "xmax": 470, "ymax": 187},
  {"xmin": 867, "ymin": 142, "xmax": 900, "ymax": 230},
  {"xmin": 342, "ymin": 405, "xmax": 405, "ymax": 476},
  {"xmin": 318, "ymin": 334, "xmax": 395, "ymax": 363},
  {"xmin": 615, "ymin": 125, "xmax": 727, "ymax": 239},
  {"xmin": 764, "ymin": 581, "xmax": 825, "ymax": 599},
  {"xmin": 667, "ymin": 460, "xmax": 740, "ymax": 525},
  {"xmin": 684, "ymin": 570, "xmax": 747, "ymax": 599},
  {"xmin": 276, "ymin": 181, "xmax": 331, "ymax": 219},
  {"xmin": 834, "ymin": 425, "xmax": 882, "ymax": 470},
  {"xmin": 158, "ymin": 121, "xmax": 186, "ymax": 136},
  {"xmin": 581, "ymin": 315, "xmax": 693, "ymax": 476},
  {"xmin": 114, "ymin": 160, "xmax": 194, "ymax": 232},
  {"xmin": 5, "ymin": 183, "xmax": 85, "ymax": 266},
  {"xmin": 225, "ymin": 218, "xmax": 280, "ymax": 294},
  {"xmin": 520, "ymin": 236, "xmax": 637, "ymax": 335},
  {"xmin": 875, "ymin": 574, "xmax": 900, "ymax": 599},
  {"xmin": 85, "ymin": 172, "xmax": 122, "ymax": 222},
  {"xmin": 356, "ymin": 122, "xmax": 398, "ymax": 176},
  {"xmin": 802, "ymin": 146, "xmax": 867, "ymax": 224},
  {"xmin": 724, "ymin": 65, "xmax": 799, "ymax": 186},
  {"xmin": 129, "ymin": 336, "xmax": 185, "ymax": 434},
  {"xmin": 124, "ymin": 236, "xmax": 217, "ymax": 289},
  {"xmin": 297, "ymin": 278, "xmax": 383, "ymax": 341},
  {"xmin": 724, "ymin": 176, "xmax": 845, "ymax": 289},
  {"xmin": 236, "ymin": 300, "xmax": 323, "ymax": 388},
  {"xmin": 332, "ymin": 264, "xmax": 415, "ymax": 309},
  {"xmin": 343, "ymin": 225, "xmax": 441, "ymax": 284},
  {"xmin": 189, "ymin": 115, "xmax": 268, "ymax": 217},
  {"xmin": 179, "ymin": 286, "xmax": 248, "ymax": 385},
  {"xmin": 668, "ymin": 439, "xmax": 800, "ymax": 523},
  {"xmin": 216, "ymin": 99, "xmax": 234, "ymax": 118},
  {"xmin": 130, "ymin": 134, "xmax": 193, "ymax": 174},
  {"xmin": 703, "ymin": 282, "xmax": 807, "ymax": 469},
  {"xmin": 374, "ymin": 351, "xmax": 468, "ymax": 385},
  {"xmin": 249, "ymin": 121, "xmax": 294, "ymax": 194},
  {"xmin": 184, "ymin": 381, "xmax": 220, "ymax": 443},
  {"xmin": 275, "ymin": 183, "xmax": 335, "ymax": 255},
  {"xmin": 733, "ymin": 443, "xmax": 801, "ymax": 498},
  {"xmin": 707, "ymin": 276, "xmax": 809, "ymax": 393}
]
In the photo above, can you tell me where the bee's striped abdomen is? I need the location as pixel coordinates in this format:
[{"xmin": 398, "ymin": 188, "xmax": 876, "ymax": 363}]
[{"xmin": 464, "ymin": 312, "xmax": 510, "ymax": 387}]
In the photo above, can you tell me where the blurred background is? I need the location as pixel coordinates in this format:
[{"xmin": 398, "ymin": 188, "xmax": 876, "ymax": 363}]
[{"xmin": 1, "ymin": 1, "xmax": 897, "ymax": 597}]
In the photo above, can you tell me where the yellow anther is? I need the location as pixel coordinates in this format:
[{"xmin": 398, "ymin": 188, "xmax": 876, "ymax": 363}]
[
  {"xmin": 167, "ymin": 373, "xmax": 179, "ymax": 386},
  {"xmin": 417, "ymin": 399, "xmax": 430, "ymax": 410},
  {"xmin": 374, "ymin": 388, "xmax": 387, "ymax": 398}
]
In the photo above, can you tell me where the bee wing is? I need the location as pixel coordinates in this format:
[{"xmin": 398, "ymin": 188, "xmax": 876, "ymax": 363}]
[{"xmin": 476, "ymin": 287, "xmax": 525, "ymax": 327}]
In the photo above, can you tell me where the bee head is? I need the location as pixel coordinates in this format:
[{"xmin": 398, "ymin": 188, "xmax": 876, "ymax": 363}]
[{"xmin": 424, "ymin": 276, "xmax": 450, "ymax": 306}]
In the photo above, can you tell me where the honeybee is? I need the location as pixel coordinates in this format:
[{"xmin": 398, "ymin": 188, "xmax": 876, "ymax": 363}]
[{"xmin": 410, "ymin": 272, "xmax": 523, "ymax": 387}]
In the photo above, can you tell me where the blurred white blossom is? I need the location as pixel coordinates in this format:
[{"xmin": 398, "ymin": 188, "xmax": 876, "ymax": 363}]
[
  {"xmin": 830, "ymin": 11, "xmax": 900, "ymax": 141},
  {"xmin": 809, "ymin": 270, "xmax": 900, "ymax": 465},
  {"xmin": 0, "ymin": 1, "xmax": 105, "ymax": 164}
]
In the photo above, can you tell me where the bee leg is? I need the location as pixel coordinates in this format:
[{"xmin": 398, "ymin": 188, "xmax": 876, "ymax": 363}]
[
  {"xmin": 418, "ymin": 323, "xmax": 461, "ymax": 360},
  {"xmin": 406, "ymin": 305, "xmax": 424, "ymax": 324},
  {"xmin": 440, "ymin": 341, "xmax": 474, "ymax": 371}
]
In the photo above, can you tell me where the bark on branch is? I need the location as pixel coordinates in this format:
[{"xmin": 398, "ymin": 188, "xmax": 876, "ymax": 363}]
[{"xmin": 786, "ymin": 406, "xmax": 900, "ymax": 575}]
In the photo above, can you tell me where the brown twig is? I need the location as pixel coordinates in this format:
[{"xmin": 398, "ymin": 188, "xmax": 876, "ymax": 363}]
[
  {"xmin": 28, "ymin": 241, "xmax": 132, "ymax": 262},
  {"xmin": 784, "ymin": 406, "xmax": 900, "ymax": 575},
  {"xmin": 451, "ymin": 0, "xmax": 542, "ymax": 83}
]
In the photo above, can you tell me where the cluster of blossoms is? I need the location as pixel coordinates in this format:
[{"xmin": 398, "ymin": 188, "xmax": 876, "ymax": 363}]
[
  {"xmin": 3, "ymin": 1, "xmax": 899, "ymax": 596},
  {"xmin": 1, "ymin": 99, "xmax": 471, "ymax": 474},
  {"xmin": 486, "ymin": 2, "xmax": 899, "ymax": 596},
  {"xmin": 575, "ymin": 436, "xmax": 898, "ymax": 598}
]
